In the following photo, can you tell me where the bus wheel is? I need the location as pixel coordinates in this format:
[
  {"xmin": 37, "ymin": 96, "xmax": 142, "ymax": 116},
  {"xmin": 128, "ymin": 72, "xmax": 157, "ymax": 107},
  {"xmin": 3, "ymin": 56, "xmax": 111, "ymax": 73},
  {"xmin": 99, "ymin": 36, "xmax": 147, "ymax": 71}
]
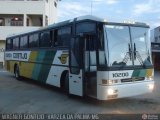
[
  {"xmin": 14, "ymin": 65, "xmax": 21, "ymax": 80},
  {"xmin": 64, "ymin": 73, "xmax": 69, "ymax": 94}
]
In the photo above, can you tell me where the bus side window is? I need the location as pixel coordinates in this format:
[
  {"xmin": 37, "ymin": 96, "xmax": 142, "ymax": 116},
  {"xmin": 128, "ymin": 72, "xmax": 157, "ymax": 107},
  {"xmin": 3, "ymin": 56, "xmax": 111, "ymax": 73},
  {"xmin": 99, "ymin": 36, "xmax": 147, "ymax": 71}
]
[
  {"xmin": 40, "ymin": 31, "xmax": 51, "ymax": 47},
  {"xmin": 54, "ymin": 30, "xmax": 58, "ymax": 46},
  {"xmin": 98, "ymin": 24, "xmax": 106, "ymax": 65},
  {"xmin": 6, "ymin": 39, "xmax": 13, "ymax": 50},
  {"xmin": 20, "ymin": 36, "xmax": 28, "ymax": 49},
  {"xmin": 85, "ymin": 35, "xmax": 97, "ymax": 72},
  {"xmin": 76, "ymin": 22, "xmax": 96, "ymax": 35},
  {"xmin": 60, "ymin": 27, "xmax": 71, "ymax": 47},
  {"xmin": 13, "ymin": 37, "xmax": 19, "ymax": 49},
  {"xmin": 54, "ymin": 27, "xmax": 71, "ymax": 47},
  {"xmin": 29, "ymin": 33, "xmax": 39, "ymax": 48}
]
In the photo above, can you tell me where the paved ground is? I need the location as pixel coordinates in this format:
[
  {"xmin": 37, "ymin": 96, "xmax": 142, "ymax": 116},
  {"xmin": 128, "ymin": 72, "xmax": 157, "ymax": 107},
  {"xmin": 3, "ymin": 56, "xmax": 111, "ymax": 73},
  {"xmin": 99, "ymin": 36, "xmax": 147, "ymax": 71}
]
[{"xmin": 0, "ymin": 69, "xmax": 160, "ymax": 114}]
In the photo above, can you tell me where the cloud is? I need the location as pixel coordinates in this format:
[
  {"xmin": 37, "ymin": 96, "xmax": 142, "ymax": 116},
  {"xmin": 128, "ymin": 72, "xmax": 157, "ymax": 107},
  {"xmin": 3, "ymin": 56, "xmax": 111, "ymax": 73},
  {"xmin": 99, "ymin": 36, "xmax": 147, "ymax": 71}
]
[
  {"xmin": 106, "ymin": 0, "xmax": 119, "ymax": 4},
  {"xmin": 94, "ymin": 0, "xmax": 119, "ymax": 5},
  {"xmin": 58, "ymin": 1, "xmax": 91, "ymax": 21},
  {"xmin": 116, "ymin": 10, "xmax": 123, "ymax": 14},
  {"xmin": 133, "ymin": 0, "xmax": 160, "ymax": 16},
  {"xmin": 58, "ymin": 0, "xmax": 120, "ymax": 21}
]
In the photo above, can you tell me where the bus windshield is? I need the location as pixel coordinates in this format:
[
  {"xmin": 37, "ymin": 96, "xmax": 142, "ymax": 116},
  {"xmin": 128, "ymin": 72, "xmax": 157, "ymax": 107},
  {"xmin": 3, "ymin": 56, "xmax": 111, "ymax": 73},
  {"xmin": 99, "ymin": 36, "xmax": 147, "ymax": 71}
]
[{"xmin": 105, "ymin": 25, "xmax": 152, "ymax": 67}]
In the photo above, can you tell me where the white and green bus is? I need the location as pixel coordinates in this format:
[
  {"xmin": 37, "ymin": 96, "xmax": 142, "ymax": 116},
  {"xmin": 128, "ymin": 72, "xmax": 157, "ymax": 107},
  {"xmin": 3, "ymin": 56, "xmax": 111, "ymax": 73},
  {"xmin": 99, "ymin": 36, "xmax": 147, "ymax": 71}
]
[{"xmin": 5, "ymin": 15, "xmax": 154, "ymax": 100}]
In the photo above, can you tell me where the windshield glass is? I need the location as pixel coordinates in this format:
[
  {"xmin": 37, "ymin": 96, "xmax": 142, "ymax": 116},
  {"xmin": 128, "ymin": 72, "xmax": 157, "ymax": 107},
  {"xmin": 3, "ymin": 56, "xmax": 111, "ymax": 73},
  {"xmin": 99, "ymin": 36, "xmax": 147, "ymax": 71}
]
[
  {"xmin": 130, "ymin": 27, "xmax": 152, "ymax": 66},
  {"xmin": 105, "ymin": 25, "xmax": 152, "ymax": 67},
  {"xmin": 106, "ymin": 25, "xmax": 133, "ymax": 66}
]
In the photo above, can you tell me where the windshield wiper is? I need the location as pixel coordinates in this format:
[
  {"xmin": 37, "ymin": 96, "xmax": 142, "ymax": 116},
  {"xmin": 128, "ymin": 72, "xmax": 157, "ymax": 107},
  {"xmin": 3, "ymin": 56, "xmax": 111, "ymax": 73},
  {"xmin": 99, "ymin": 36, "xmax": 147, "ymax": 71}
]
[
  {"xmin": 134, "ymin": 43, "xmax": 146, "ymax": 68},
  {"xmin": 118, "ymin": 44, "xmax": 132, "ymax": 69}
]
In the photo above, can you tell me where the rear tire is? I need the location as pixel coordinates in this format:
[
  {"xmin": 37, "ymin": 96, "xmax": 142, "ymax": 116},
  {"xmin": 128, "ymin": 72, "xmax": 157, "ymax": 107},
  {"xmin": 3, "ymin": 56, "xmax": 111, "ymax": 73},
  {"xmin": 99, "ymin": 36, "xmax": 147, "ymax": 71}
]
[{"xmin": 14, "ymin": 65, "xmax": 21, "ymax": 80}]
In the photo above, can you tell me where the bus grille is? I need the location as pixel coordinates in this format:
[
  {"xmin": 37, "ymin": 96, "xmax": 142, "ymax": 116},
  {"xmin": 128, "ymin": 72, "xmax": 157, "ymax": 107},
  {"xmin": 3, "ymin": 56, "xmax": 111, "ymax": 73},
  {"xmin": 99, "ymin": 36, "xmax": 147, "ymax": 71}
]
[{"xmin": 121, "ymin": 77, "xmax": 145, "ymax": 83}]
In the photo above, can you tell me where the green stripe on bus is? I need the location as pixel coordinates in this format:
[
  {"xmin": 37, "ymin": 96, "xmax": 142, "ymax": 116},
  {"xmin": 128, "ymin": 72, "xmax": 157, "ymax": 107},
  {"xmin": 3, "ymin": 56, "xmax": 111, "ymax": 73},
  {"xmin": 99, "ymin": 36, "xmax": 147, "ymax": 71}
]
[
  {"xmin": 32, "ymin": 50, "xmax": 46, "ymax": 80},
  {"xmin": 132, "ymin": 69, "xmax": 147, "ymax": 77},
  {"xmin": 37, "ymin": 50, "xmax": 56, "ymax": 83}
]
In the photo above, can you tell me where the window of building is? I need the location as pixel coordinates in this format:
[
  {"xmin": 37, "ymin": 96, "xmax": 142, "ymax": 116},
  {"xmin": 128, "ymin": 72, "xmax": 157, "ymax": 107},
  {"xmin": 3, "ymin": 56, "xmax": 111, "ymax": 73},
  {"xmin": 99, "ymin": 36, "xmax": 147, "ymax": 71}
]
[
  {"xmin": 40, "ymin": 31, "xmax": 51, "ymax": 47},
  {"xmin": 54, "ymin": 2, "xmax": 57, "ymax": 8},
  {"xmin": 13, "ymin": 37, "xmax": 19, "ymax": 49},
  {"xmin": 155, "ymin": 37, "xmax": 158, "ymax": 42},
  {"xmin": 0, "ymin": 18, "xmax": 5, "ymax": 26},
  {"xmin": 11, "ymin": 17, "xmax": 23, "ymax": 26},
  {"xmin": 20, "ymin": 36, "xmax": 28, "ymax": 49},
  {"xmin": 55, "ymin": 27, "xmax": 71, "ymax": 47},
  {"xmin": 45, "ymin": 16, "xmax": 48, "ymax": 26},
  {"xmin": 29, "ymin": 33, "xmax": 39, "ymax": 48}
]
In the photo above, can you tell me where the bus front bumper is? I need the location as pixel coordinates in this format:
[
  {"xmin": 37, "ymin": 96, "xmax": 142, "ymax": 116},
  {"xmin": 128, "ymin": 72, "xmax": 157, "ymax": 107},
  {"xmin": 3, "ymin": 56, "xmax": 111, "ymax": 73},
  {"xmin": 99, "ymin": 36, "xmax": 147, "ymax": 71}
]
[{"xmin": 97, "ymin": 81, "xmax": 154, "ymax": 100}]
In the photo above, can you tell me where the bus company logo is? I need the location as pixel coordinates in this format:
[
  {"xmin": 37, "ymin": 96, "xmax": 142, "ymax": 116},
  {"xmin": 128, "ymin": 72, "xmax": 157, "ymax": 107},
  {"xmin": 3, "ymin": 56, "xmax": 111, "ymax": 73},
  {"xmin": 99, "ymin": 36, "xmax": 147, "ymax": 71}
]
[
  {"xmin": 13, "ymin": 53, "xmax": 28, "ymax": 60},
  {"xmin": 5, "ymin": 52, "xmax": 28, "ymax": 60},
  {"xmin": 58, "ymin": 53, "xmax": 68, "ymax": 64},
  {"xmin": 5, "ymin": 53, "xmax": 12, "ymax": 58},
  {"xmin": 112, "ymin": 72, "xmax": 129, "ymax": 78}
]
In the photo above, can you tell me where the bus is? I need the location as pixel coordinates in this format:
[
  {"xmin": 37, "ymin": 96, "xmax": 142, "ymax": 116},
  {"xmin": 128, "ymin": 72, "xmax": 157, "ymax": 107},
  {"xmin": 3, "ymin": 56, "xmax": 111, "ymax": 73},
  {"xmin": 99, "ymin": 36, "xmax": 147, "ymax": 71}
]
[{"xmin": 5, "ymin": 15, "xmax": 154, "ymax": 100}]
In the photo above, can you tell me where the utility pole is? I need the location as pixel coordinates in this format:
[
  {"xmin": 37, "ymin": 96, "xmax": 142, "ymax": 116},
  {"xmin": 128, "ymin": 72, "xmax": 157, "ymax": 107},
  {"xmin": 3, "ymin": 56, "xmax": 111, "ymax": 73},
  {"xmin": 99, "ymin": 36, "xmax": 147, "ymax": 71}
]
[
  {"xmin": 90, "ymin": 0, "xmax": 100, "ymax": 15},
  {"xmin": 91, "ymin": 0, "xmax": 93, "ymax": 15}
]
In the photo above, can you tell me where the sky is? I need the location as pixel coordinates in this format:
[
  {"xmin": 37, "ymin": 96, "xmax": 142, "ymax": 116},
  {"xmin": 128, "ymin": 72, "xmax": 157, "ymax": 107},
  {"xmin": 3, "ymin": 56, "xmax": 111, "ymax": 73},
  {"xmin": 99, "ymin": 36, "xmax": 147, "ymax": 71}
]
[{"xmin": 57, "ymin": 0, "xmax": 160, "ymax": 29}]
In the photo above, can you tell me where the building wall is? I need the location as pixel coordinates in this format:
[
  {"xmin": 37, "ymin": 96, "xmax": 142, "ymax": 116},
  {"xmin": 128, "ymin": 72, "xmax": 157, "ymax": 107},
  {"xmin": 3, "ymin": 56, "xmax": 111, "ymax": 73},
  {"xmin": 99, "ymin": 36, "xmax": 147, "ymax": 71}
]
[
  {"xmin": 0, "ymin": 41, "xmax": 5, "ymax": 68},
  {"xmin": 46, "ymin": 0, "xmax": 58, "ymax": 24},
  {"xmin": 154, "ymin": 27, "xmax": 160, "ymax": 43},
  {"xmin": 151, "ymin": 26, "xmax": 160, "ymax": 70},
  {"xmin": 0, "ymin": 26, "xmax": 40, "ymax": 41},
  {"xmin": 0, "ymin": 0, "xmax": 58, "ymax": 68},
  {"xmin": 0, "ymin": 0, "xmax": 45, "ymax": 15},
  {"xmin": 151, "ymin": 26, "xmax": 160, "ymax": 43}
]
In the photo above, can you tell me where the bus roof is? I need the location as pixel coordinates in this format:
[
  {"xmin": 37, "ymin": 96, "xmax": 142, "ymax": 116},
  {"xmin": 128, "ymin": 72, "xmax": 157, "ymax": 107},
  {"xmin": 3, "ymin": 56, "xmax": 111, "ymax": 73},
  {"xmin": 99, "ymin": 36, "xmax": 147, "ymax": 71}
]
[{"xmin": 7, "ymin": 15, "xmax": 149, "ymax": 38}]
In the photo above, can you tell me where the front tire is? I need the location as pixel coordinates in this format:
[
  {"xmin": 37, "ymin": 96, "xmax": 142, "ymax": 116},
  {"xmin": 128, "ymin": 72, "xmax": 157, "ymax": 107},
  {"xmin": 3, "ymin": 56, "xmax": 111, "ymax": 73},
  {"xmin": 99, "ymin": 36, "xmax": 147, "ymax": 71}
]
[{"xmin": 64, "ymin": 73, "xmax": 69, "ymax": 94}]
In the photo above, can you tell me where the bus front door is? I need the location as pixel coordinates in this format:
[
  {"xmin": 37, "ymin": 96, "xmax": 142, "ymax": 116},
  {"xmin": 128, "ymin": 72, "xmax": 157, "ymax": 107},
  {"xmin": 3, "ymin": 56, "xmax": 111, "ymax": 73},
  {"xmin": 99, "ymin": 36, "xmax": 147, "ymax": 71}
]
[{"xmin": 69, "ymin": 37, "xmax": 84, "ymax": 96}]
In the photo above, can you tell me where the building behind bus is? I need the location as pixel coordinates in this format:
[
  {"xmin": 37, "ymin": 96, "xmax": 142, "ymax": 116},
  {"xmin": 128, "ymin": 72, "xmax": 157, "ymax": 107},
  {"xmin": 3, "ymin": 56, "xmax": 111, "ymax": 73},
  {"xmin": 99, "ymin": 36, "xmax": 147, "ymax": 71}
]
[{"xmin": 0, "ymin": 0, "xmax": 58, "ymax": 69}]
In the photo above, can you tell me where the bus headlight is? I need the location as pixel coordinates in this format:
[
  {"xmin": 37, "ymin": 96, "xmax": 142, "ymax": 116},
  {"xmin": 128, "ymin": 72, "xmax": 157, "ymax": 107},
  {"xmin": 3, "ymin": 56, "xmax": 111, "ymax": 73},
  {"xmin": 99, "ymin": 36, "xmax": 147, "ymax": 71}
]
[
  {"xmin": 107, "ymin": 89, "xmax": 118, "ymax": 95},
  {"xmin": 102, "ymin": 79, "xmax": 118, "ymax": 85},
  {"xmin": 107, "ymin": 89, "xmax": 114, "ymax": 95},
  {"xmin": 148, "ymin": 84, "xmax": 154, "ymax": 90}
]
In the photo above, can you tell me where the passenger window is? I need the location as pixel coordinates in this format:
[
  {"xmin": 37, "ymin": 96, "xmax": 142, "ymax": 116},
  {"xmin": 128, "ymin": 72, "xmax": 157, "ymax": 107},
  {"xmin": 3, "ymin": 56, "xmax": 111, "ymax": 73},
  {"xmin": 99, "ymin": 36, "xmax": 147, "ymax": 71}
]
[
  {"xmin": 76, "ymin": 22, "xmax": 96, "ymax": 35},
  {"xmin": 55, "ymin": 27, "xmax": 71, "ymax": 47},
  {"xmin": 29, "ymin": 33, "xmax": 39, "ymax": 48},
  {"xmin": 20, "ymin": 36, "xmax": 28, "ymax": 48},
  {"xmin": 6, "ymin": 39, "xmax": 12, "ymax": 50},
  {"xmin": 13, "ymin": 37, "xmax": 19, "ymax": 49},
  {"xmin": 40, "ymin": 31, "xmax": 51, "ymax": 47}
]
